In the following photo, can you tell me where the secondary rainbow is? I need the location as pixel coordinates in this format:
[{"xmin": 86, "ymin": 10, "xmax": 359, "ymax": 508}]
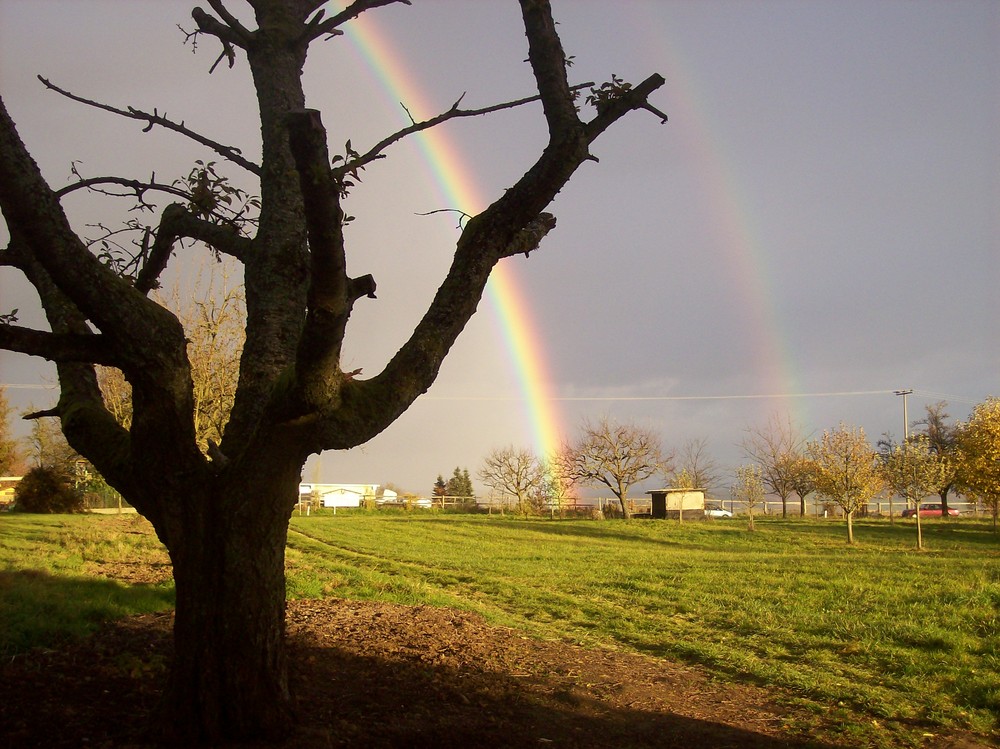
[
  {"xmin": 344, "ymin": 13, "xmax": 566, "ymax": 464},
  {"xmin": 625, "ymin": 8, "xmax": 807, "ymax": 425}
]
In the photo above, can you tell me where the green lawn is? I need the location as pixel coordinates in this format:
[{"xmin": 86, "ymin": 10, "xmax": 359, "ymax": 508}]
[
  {"xmin": 0, "ymin": 513, "xmax": 174, "ymax": 655},
  {"xmin": 2, "ymin": 511, "xmax": 997, "ymax": 747},
  {"xmin": 286, "ymin": 513, "xmax": 1000, "ymax": 745}
]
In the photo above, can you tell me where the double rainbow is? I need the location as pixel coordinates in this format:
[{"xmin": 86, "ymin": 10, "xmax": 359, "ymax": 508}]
[{"xmin": 342, "ymin": 7, "xmax": 805, "ymax": 470}]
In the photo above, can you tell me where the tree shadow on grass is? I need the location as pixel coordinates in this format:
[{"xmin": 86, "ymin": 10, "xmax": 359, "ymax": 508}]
[{"xmin": 0, "ymin": 568, "xmax": 173, "ymax": 658}]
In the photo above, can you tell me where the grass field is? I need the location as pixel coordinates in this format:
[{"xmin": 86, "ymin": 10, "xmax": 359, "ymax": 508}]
[{"xmin": 2, "ymin": 511, "xmax": 998, "ymax": 746}]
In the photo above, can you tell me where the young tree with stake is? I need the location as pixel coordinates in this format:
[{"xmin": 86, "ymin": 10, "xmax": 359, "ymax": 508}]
[{"xmin": 806, "ymin": 424, "xmax": 886, "ymax": 544}]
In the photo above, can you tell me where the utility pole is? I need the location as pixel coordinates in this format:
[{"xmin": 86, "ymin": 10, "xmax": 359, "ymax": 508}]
[
  {"xmin": 895, "ymin": 388, "xmax": 924, "ymax": 547},
  {"xmin": 894, "ymin": 389, "xmax": 913, "ymax": 442},
  {"xmin": 894, "ymin": 389, "xmax": 914, "ymax": 517}
]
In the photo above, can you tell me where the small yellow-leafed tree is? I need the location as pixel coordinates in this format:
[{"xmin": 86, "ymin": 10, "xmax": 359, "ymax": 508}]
[
  {"xmin": 956, "ymin": 397, "xmax": 1000, "ymax": 531},
  {"xmin": 879, "ymin": 434, "xmax": 952, "ymax": 549},
  {"xmin": 731, "ymin": 463, "xmax": 765, "ymax": 531},
  {"xmin": 806, "ymin": 424, "xmax": 886, "ymax": 544}
]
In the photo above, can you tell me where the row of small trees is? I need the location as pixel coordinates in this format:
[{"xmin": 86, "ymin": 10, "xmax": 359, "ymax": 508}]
[
  {"xmin": 473, "ymin": 400, "xmax": 999, "ymax": 544},
  {"xmin": 736, "ymin": 401, "xmax": 1000, "ymax": 544}
]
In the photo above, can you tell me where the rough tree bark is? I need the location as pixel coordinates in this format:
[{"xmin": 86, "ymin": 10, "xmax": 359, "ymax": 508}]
[{"xmin": 0, "ymin": 0, "xmax": 664, "ymax": 743}]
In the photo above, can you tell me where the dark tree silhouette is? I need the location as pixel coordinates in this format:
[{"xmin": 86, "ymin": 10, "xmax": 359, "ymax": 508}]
[{"xmin": 0, "ymin": 0, "xmax": 664, "ymax": 742}]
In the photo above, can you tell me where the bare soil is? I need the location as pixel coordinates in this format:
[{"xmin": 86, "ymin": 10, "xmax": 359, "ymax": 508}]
[{"xmin": 1, "ymin": 562, "xmax": 994, "ymax": 748}]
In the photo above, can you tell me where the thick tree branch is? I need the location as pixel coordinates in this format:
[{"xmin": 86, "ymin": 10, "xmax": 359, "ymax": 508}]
[
  {"xmin": 499, "ymin": 213, "xmax": 557, "ymax": 259},
  {"xmin": 584, "ymin": 73, "xmax": 667, "ymax": 143},
  {"xmin": 305, "ymin": 1, "xmax": 666, "ymax": 451},
  {"xmin": 204, "ymin": 1, "xmax": 253, "ymax": 42},
  {"xmin": 136, "ymin": 203, "xmax": 252, "ymax": 294},
  {"xmin": 38, "ymin": 77, "xmax": 261, "ymax": 176},
  {"xmin": 286, "ymin": 109, "xmax": 350, "ymax": 410},
  {"xmin": 301, "ymin": 0, "xmax": 411, "ymax": 44},
  {"xmin": 519, "ymin": 0, "xmax": 582, "ymax": 137},
  {"xmin": 0, "ymin": 323, "xmax": 117, "ymax": 365},
  {"xmin": 0, "ymin": 92, "xmax": 193, "ymax": 396}
]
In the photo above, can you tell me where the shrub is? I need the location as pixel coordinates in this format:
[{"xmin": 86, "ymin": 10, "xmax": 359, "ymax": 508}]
[{"xmin": 14, "ymin": 466, "xmax": 84, "ymax": 513}]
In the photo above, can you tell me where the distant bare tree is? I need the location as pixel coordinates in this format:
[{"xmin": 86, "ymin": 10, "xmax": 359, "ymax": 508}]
[
  {"xmin": 25, "ymin": 414, "xmax": 79, "ymax": 478},
  {"xmin": 561, "ymin": 416, "xmax": 667, "ymax": 519},
  {"xmin": 667, "ymin": 436, "xmax": 719, "ymax": 494},
  {"xmin": 478, "ymin": 446, "xmax": 547, "ymax": 516},
  {"xmin": 741, "ymin": 414, "xmax": 806, "ymax": 518}
]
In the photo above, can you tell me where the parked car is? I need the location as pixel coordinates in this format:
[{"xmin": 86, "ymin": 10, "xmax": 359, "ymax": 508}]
[
  {"xmin": 704, "ymin": 502, "xmax": 733, "ymax": 518},
  {"xmin": 900, "ymin": 503, "xmax": 960, "ymax": 518}
]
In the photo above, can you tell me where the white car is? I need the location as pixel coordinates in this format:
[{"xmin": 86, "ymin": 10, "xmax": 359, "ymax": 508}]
[{"xmin": 705, "ymin": 503, "xmax": 733, "ymax": 518}]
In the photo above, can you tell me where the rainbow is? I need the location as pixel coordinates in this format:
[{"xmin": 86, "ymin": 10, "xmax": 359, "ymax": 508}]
[
  {"xmin": 342, "ymin": 12, "xmax": 566, "ymax": 466},
  {"xmin": 623, "ymin": 9, "xmax": 806, "ymax": 424}
]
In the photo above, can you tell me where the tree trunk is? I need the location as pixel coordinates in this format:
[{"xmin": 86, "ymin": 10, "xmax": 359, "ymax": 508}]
[
  {"xmin": 846, "ymin": 510, "xmax": 854, "ymax": 544},
  {"xmin": 157, "ymin": 476, "xmax": 297, "ymax": 744},
  {"xmin": 939, "ymin": 487, "xmax": 951, "ymax": 519},
  {"xmin": 617, "ymin": 495, "xmax": 630, "ymax": 520}
]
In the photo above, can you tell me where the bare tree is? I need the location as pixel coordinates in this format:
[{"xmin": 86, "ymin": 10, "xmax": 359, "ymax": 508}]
[
  {"xmin": 25, "ymin": 413, "xmax": 79, "ymax": 477},
  {"xmin": 478, "ymin": 446, "xmax": 547, "ymax": 516},
  {"xmin": 0, "ymin": 1, "xmax": 665, "ymax": 741},
  {"xmin": 561, "ymin": 416, "xmax": 667, "ymax": 519},
  {"xmin": 741, "ymin": 413, "xmax": 806, "ymax": 518},
  {"xmin": 667, "ymin": 436, "xmax": 719, "ymax": 494}
]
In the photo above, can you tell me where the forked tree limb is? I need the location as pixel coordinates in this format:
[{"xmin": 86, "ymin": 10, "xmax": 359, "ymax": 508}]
[
  {"xmin": 339, "ymin": 83, "xmax": 593, "ymax": 177},
  {"xmin": 135, "ymin": 203, "xmax": 252, "ymax": 294}
]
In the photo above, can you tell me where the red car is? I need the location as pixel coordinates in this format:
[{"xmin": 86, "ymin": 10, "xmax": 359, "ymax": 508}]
[{"xmin": 901, "ymin": 503, "xmax": 960, "ymax": 518}]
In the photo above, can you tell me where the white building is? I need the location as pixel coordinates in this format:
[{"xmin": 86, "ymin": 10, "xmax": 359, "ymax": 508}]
[{"xmin": 299, "ymin": 483, "xmax": 381, "ymax": 508}]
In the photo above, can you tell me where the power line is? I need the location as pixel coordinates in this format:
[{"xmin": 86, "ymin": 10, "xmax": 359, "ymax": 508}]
[{"xmin": 427, "ymin": 389, "xmax": 897, "ymax": 402}]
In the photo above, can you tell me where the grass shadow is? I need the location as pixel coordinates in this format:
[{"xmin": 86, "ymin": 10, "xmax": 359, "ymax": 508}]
[{"xmin": 0, "ymin": 568, "xmax": 173, "ymax": 658}]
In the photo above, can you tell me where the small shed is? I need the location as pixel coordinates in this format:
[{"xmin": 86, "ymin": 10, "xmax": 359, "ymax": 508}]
[{"xmin": 646, "ymin": 488, "xmax": 706, "ymax": 520}]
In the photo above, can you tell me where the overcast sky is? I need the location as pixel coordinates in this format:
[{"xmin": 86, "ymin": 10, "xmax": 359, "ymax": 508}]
[{"xmin": 1, "ymin": 1, "xmax": 997, "ymax": 498}]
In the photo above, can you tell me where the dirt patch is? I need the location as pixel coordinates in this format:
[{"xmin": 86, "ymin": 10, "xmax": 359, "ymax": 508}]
[{"xmin": 1, "ymin": 592, "xmax": 995, "ymax": 747}]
